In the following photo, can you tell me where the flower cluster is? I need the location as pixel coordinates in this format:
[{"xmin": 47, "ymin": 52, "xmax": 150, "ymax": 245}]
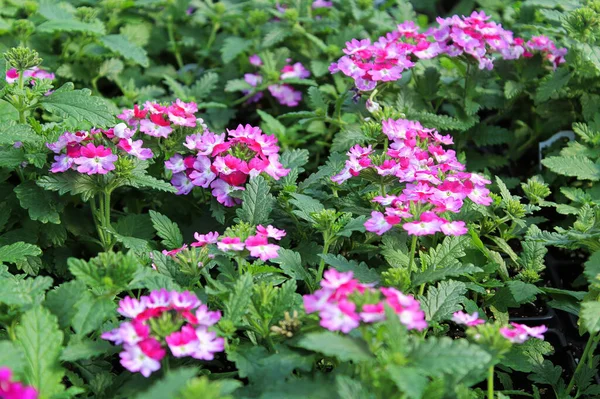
[
  {"xmin": 192, "ymin": 224, "xmax": 286, "ymax": 261},
  {"xmin": 304, "ymin": 269, "xmax": 427, "ymax": 333},
  {"xmin": 453, "ymin": 311, "xmax": 547, "ymax": 344},
  {"xmin": 5, "ymin": 66, "xmax": 55, "ymax": 84},
  {"xmin": 332, "ymin": 118, "xmax": 492, "ymax": 237},
  {"xmin": 117, "ymin": 99, "xmax": 200, "ymax": 138},
  {"xmin": 102, "ymin": 290, "xmax": 224, "ymax": 377},
  {"xmin": 46, "ymin": 123, "xmax": 154, "ymax": 174},
  {"xmin": 0, "ymin": 367, "xmax": 38, "ymax": 399},
  {"xmin": 166, "ymin": 124, "xmax": 289, "ymax": 205},
  {"xmin": 525, "ymin": 35, "xmax": 567, "ymax": 70},
  {"xmin": 331, "ymin": 11, "xmax": 567, "ymax": 90},
  {"xmin": 243, "ymin": 55, "xmax": 311, "ymax": 106}
]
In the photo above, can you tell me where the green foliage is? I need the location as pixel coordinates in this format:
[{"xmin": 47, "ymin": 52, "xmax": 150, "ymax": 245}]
[
  {"xmin": 295, "ymin": 331, "xmax": 373, "ymax": 362},
  {"xmin": 236, "ymin": 176, "xmax": 274, "ymax": 225},
  {"xmin": 149, "ymin": 210, "xmax": 183, "ymax": 249},
  {"xmin": 40, "ymin": 84, "xmax": 115, "ymax": 127}
]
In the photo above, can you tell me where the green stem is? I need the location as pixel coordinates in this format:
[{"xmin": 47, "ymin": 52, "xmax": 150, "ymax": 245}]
[
  {"xmin": 167, "ymin": 17, "xmax": 184, "ymax": 69},
  {"xmin": 408, "ymin": 235, "xmax": 418, "ymax": 271},
  {"xmin": 205, "ymin": 21, "xmax": 221, "ymax": 53},
  {"xmin": 17, "ymin": 71, "xmax": 26, "ymax": 124},
  {"xmin": 316, "ymin": 235, "xmax": 332, "ymax": 285},
  {"xmin": 90, "ymin": 196, "xmax": 107, "ymax": 248},
  {"xmin": 566, "ymin": 330, "xmax": 598, "ymax": 394},
  {"xmin": 463, "ymin": 62, "xmax": 472, "ymax": 110},
  {"xmin": 488, "ymin": 365, "xmax": 494, "ymax": 399}
]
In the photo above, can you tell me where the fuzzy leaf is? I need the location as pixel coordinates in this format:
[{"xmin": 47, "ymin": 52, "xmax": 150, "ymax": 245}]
[
  {"xmin": 273, "ymin": 249, "xmax": 311, "ymax": 282},
  {"xmin": 44, "ymin": 280, "xmax": 86, "ymax": 330},
  {"xmin": 100, "ymin": 34, "xmax": 150, "ymax": 67},
  {"xmin": 221, "ymin": 37, "xmax": 251, "ymax": 63},
  {"xmin": 14, "ymin": 181, "xmax": 63, "ymax": 224},
  {"xmin": 420, "ymin": 280, "xmax": 467, "ymax": 322},
  {"xmin": 236, "ymin": 176, "xmax": 274, "ymax": 225},
  {"xmin": 40, "ymin": 85, "xmax": 115, "ymax": 127},
  {"xmin": 542, "ymin": 156, "xmax": 600, "ymax": 181},
  {"xmin": 412, "ymin": 264, "xmax": 482, "ymax": 286},
  {"xmin": 72, "ymin": 293, "xmax": 117, "ymax": 336},
  {"xmin": 584, "ymin": 251, "xmax": 600, "ymax": 285},
  {"xmin": 16, "ymin": 306, "xmax": 65, "ymax": 398},
  {"xmin": 37, "ymin": 19, "xmax": 105, "ymax": 34},
  {"xmin": 0, "ymin": 242, "xmax": 42, "ymax": 264},
  {"xmin": 37, "ymin": 173, "xmax": 100, "ymax": 201},
  {"xmin": 135, "ymin": 367, "xmax": 198, "ymax": 399},
  {"xmin": 319, "ymin": 253, "xmax": 379, "ymax": 283},
  {"xmin": 149, "ymin": 211, "xmax": 183, "ymax": 249},
  {"xmin": 224, "ymin": 273, "xmax": 253, "ymax": 326},
  {"xmin": 295, "ymin": 331, "xmax": 373, "ymax": 362},
  {"xmin": 0, "ymin": 124, "xmax": 41, "ymax": 145},
  {"xmin": 581, "ymin": 302, "xmax": 600, "ymax": 334}
]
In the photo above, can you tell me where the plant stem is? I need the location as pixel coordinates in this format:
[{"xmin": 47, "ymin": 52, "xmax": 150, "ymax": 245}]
[
  {"xmin": 17, "ymin": 71, "xmax": 26, "ymax": 124},
  {"xmin": 463, "ymin": 62, "xmax": 472, "ymax": 110},
  {"xmin": 205, "ymin": 21, "xmax": 221, "ymax": 53},
  {"xmin": 167, "ymin": 17, "xmax": 184, "ymax": 69},
  {"xmin": 566, "ymin": 331, "xmax": 598, "ymax": 394},
  {"xmin": 408, "ymin": 235, "xmax": 418, "ymax": 271},
  {"xmin": 316, "ymin": 234, "xmax": 332, "ymax": 286},
  {"xmin": 488, "ymin": 365, "xmax": 494, "ymax": 399}
]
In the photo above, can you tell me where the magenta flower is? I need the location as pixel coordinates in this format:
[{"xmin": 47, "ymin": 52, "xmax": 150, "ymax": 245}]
[
  {"xmin": 256, "ymin": 225, "xmax": 286, "ymax": 240},
  {"xmin": 120, "ymin": 341, "xmax": 162, "ymax": 377},
  {"xmin": 249, "ymin": 54, "xmax": 263, "ymax": 66},
  {"xmin": 280, "ymin": 62, "xmax": 311, "ymax": 80},
  {"xmin": 365, "ymin": 211, "xmax": 401, "ymax": 235},
  {"xmin": 403, "ymin": 212, "xmax": 445, "ymax": 236},
  {"xmin": 312, "ymin": 0, "xmax": 333, "ymax": 8},
  {"xmin": 5, "ymin": 68, "xmax": 19, "ymax": 84},
  {"xmin": 0, "ymin": 367, "xmax": 38, "ymax": 399},
  {"xmin": 74, "ymin": 143, "xmax": 118, "ymax": 175},
  {"xmin": 452, "ymin": 311, "xmax": 485, "ymax": 326},
  {"xmin": 217, "ymin": 237, "xmax": 245, "ymax": 252},
  {"xmin": 191, "ymin": 231, "xmax": 220, "ymax": 247},
  {"xmin": 500, "ymin": 323, "xmax": 548, "ymax": 344},
  {"xmin": 245, "ymin": 235, "xmax": 280, "ymax": 261},
  {"xmin": 268, "ymin": 84, "xmax": 303, "ymax": 106}
]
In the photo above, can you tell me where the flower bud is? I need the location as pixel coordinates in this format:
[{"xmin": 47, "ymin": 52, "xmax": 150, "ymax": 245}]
[
  {"xmin": 3, "ymin": 47, "xmax": 42, "ymax": 71},
  {"xmin": 366, "ymin": 99, "xmax": 381, "ymax": 114}
]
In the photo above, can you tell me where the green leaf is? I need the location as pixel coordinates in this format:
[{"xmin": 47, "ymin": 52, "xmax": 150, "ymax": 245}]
[
  {"xmin": 44, "ymin": 280, "xmax": 86, "ymax": 329},
  {"xmin": 0, "ymin": 124, "xmax": 41, "ymax": 145},
  {"xmin": 319, "ymin": 253, "xmax": 379, "ymax": 283},
  {"xmin": 407, "ymin": 337, "xmax": 491, "ymax": 379},
  {"xmin": 295, "ymin": 331, "xmax": 373, "ymax": 362},
  {"xmin": 224, "ymin": 78, "xmax": 252, "ymax": 92},
  {"xmin": 14, "ymin": 181, "xmax": 63, "ymax": 224},
  {"xmin": 542, "ymin": 156, "xmax": 600, "ymax": 181},
  {"xmin": 190, "ymin": 72, "xmax": 219, "ymax": 101},
  {"xmin": 149, "ymin": 210, "xmax": 183, "ymax": 249},
  {"xmin": 420, "ymin": 280, "xmax": 467, "ymax": 322},
  {"xmin": 135, "ymin": 367, "xmax": 198, "ymax": 399},
  {"xmin": 421, "ymin": 236, "xmax": 470, "ymax": 269},
  {"xmin": 224, "ymin": 273, "xmax": 253, "ymax": 326},
  {"xmin": 584, "ymin": 251, "xmax": 600, "ymax": 285},
  {"xmin": 100, "ymin": 34, "xmax": 150, "ymax": 67},
  {"xmin": 412, "ymin": 263, "xmax": 482, "ymax": 286},
  {"xmin": 290, "ymin": 193, "xmax": 324, "ymax": 223},
  {"xmin": 581, "ymin": 301, "xmax": 600, "ymax": 334},
  {"xmin": 0, "ymin": 341, "xmax": 25, "ymax": 374},
  {"xmin": 535, "ymin": 68, "xmax": 571, "ymax": 102},
  {"xmin": 0, "ymin": 242, "xmax": 42, "ymax": 263},
  {"xmin": 307, "ymin": 86, "xmax": 328, "ymax": 112},
  {"xmin": 37, "ymin": 19, "xmax": 105, "ymax": 34},
  {"xmin": 337, "ymin": 215, "xmax": 367, "ymax": 237},
  {"xmin": 221, "ymin": 37, "xmax": 251, "ymax": 63},
  {"xmin": 72, "ymin": 293, "xmax": 117, "ymax": 336},
  {"xmin": 387, "ymin": 366, "xmax": 428, "ymax": 399},
  {"xmin": 257, "ymin": 110, "xmax": 286, "ymax": 138},
  {"xmin": 0, "ymin": 147, "xmax": 25, "ymax": 168},
  {"xmin": 60, "ymin": 338, "xmax": 114, "ymax": 362},
  {"xmin": 272, "ymin": 249, "xmax": 312, "ymax": 282},
  {"xmin": 37, "ymin": 173, "xmax": 100, "ymax": 201},
  {"xmin": 0, "ymin": 276, "xmax": 52, "ymax": 309},
  {"xmin": 16, "ymin": 306, "xmax": 65, "ymax": 398},
  {"xmin": 236, "ymin": 176, "xmax": 274, "ymax": 225},
  {"xmin": 504, "ymin": 80, "xmax": 524, "ymax": 99},
  {"xmin": 124, "ymin": 171, "xmax": 178, "ymax": 193},
  {"xmin": 519, "ymin": 239, "xmax": 547, "ymax": 273},
  {"xmin": 41, "ymin": 85, "xmax": 115, "ymax": 127}
]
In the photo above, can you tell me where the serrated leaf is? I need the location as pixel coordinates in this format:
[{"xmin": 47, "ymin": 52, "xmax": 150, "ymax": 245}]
[
  {"xmin": 236, "ymin": 176, "xmax": 274, "ymax": 225},
  {"xmin": 421, "ymin": 236, "xmax": 470, "ymax": 270},
  {"xmin": 100, "ymin": 34, "xmax": 149, "ymax": 67},
  {"xmin": 190, "ymin": 72, "xmax": 219, "ymax": 101},
  {"xmin": 0, "ymin": 242, "xmax": 42, "ymax": 263},
  {"xmin": 420, "ymin": 280, "xmax": 466, "ymax": 322},
  {"xmin": 224, "ymin": 273, "xmax": 253, "ymax": 326},
  {"xmin": 387, "ymin": 366, "xmax": 428, "ymax": 399},
  {"xmin": 412, "ymin": 264, "xmax": 482, "ymax": 286},
  {"xmin": 337, "ymin": 215, "xmax": 367, "ymax": 237},
  {"xmin": 0, "ymin": 275, "xmax": 52, "ymax": 308},
  {"xmin": 0, "ymin": 124, "xmax": 41, "ymax": 145},
  {"xmin": 408, "ymin": 337, "xmax": 490, "ymax": 378},
  {"xmin": 280, "ymin": 149, "xmax": 309, "ymax": 171},
  {"xmin": 504, "ymin": 80, "xmax": 524, "ymax": 99},
  {"xmin": 14, "ymin": 181, "xmax": 63, "ymax": 224},
  {"xmin": 221, "ymin": 37, "xmax": 251, "ymax": 63},
  {"xmin": 224, "ymin": 78, "xmax": 252, "ymax": 92},
  {"xmin": 0, "ymin": 341, "xmax": 25, "ymax": 374},
  {"xmin": 584, "ymin": 251, "xmax": 600, "ymax": 285},
  {"xmin": 44, "ymin": 280, "xmax": 86, "ymax": 329},
  {"xmin": 41, "ymin": 85, "xmax": 115, "ymax": 127},
  {"xmin": 519, "ymin": 239, "xmax": 547, "ymax": 273},
  {"xmin": 289, "ymin": 193, "xmax": 324, "ymax": 223},
  {"xmin": 581, "ymin": 301, "xmax": 600, "ymax": 334},
  {"xmin": 60, "ymin": 338, "xmax": 114, "ymax": 362},
  {"xmin": 257, "ymin": 109, "xmax": 286, "ymax": 137},
  {"xmin": 37, "ymin": 173, "xmax": 100, "ymax": 201},
  {"xmin": 149, "ymin": 210, "xmax": 183, "ymax": 249},
  {"xmin": 37, "ymin": 19, "xmax": 105, "ymax": 34},
  {"xmin": 72, "ymin": 293, "xmax": 117, "ymax": 336},
  {"xmin": 0, "ymin": 147, "xmax": 25, "ymax": 168},
  {"xmin": 542, "ymin": 156, "xmax": 600, "ymax": 181},
  {"xmin": 135, "ymin": 367, "xmax": 198, "ymax": 399},
  {"xmin": 307, "ymin": 86, "xmax": 327, "ymax": 111},
  {"xmin": 273, "ymin": 249, "xmax": 311, "ymax": 281},
  {"xmin": 16, "ymin": 306, "xmax": 65, "ymax": 398},
  {"xmin": 295, "ymin": 331, "xmax": 373, "ymax": 362},
  {"xmin": 535, "ymin": 68, "xmax": 571, "ymax": 102}
]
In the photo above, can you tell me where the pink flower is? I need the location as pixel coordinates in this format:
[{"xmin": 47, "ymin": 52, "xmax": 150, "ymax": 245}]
[
  {"xmin": 403, "ymin": 212, "xmax": 445, "ymax": 236},
  {"xmin": 139, "ymin": 119, "xmax": 173, "ymax": 138},
  {"xmin": 50, "ymin": 154, "xmax": 75, "ymax": 173},
  {"xmin": 195, "ymin": 304, "xmax": 222, "ymax": 327},
  {"xmin": 217, "ymin": 237, "xmax": 245, "ymax": 252},
  {"xmin": 191, "ymin": 231, "xmax": 220, "ymax": 247},
  {"xmin": 118, "ymin": 138, "xmax": 153, "ymax": 160},
  {"xmin": 5, "ymin": 68, "xmax": 19, "ymax": 84},
  {"xmin": 120, "ymin": 343, "xmax": 162, "ymax": 377},
  {"xmin": 280, "ymin": 62, "xmax": 311, "ymax": 80},
  {"xmin": 192, "ymin": 327, "xmax": 225, "ymax": 360},
  {"xmin": 171, "ymin": 172, "xmax": 195, "ymax": 195},
  {"xmin": 211, "ymin": 179, "xmax": 243, "ymax": 207},
  {"xmin": 256, "ymin": 225, "xmax": 286, "ymax": 240},
  {"xmin": 365, "ymin": 211, "xmax": 401, "ymax": 235},
  {"xmin": 440, "ymin": 220, "xmax": 468, "ymax": 236},
  {"xmin": 249, "ymin": 54, "xmax": 263, "ymax": 66},
  {"xmin": 166, "ymin": 325, "xmax": 199, "ymax": 357},
  {"xmin": 268, "ymin": 84, "xmax": 302, "ymax": 106},
  {"xmin": 500, "ymin": 323, "xmax": 548, "ymax": 344},
  {"xmin": 0, "ymin": 367, "xmax": 38, "ymax": 399},
  {"xmin": 189, "ymin": 155, "xmax": 216, "ymax": 188},
  {"xmin": 171, "ymin": 291, "xmax": 202, "ymax": 310},
  {"xmin": 312, "ymin": 0, "xmax": 333, "ymax": 8},
  {"xmin": 319, "ymin": 301, "xmax": 361, "ymax": 333},
  {"xmin": 146, "ymin": 288, "xmax": 171, "ymax": 309},
  {"xmin": 452, "ymin": 311, "xmax": 485, "ymax": 326},
  {"xmin": 245, "ymin": 235, "xmax": 280, "ymax": 261},
  {"xmin": 74, "ymin": 143, "xmax": 118, "ymax": 175},
  {"xmin": 118, "ymin": 296, "xmax": 147, "ymax": 318},
  {"xmin": 165, "ymin": 154, "xmax": 187, "ymax": 173},
  {"xmin": 360, "ymin": 302, "xmax": 386, "ymax": 322}
]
